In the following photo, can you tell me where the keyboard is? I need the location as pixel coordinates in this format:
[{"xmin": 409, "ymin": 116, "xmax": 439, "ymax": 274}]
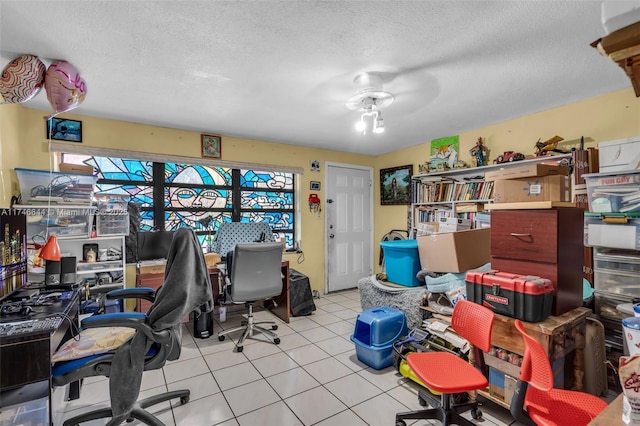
[{"xmin": 0, "ymin": 316, "xmax": 64, "ymax": 337}]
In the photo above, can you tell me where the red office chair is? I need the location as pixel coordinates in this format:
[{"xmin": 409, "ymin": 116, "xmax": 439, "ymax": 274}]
[
  {"xmin": 510, "ymin": 319, "xmax": 608, "ymax": 426},
  {"xmin": 395, "ymin": 300, "xmax": 495, "ymax": 426}
]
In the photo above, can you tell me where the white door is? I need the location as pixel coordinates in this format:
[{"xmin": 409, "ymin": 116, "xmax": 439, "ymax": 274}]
[{"xmin": 325, "ymin": 163, "xmax": 373, "ymax": 293}]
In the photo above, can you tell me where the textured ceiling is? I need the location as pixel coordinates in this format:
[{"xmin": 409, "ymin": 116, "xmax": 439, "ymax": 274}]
[{"xmin": 0, "ymin": 1, "xmax": 633, "ymax": 155}]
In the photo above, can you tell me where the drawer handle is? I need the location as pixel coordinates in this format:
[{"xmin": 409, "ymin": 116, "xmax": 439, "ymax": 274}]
[{"xmin": 510, "ymin": 233, "xmax": 532, "ymax": 237}]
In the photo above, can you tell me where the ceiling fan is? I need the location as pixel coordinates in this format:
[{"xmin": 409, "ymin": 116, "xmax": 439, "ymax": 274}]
[{"xmin": 345, "ymin": 72, "xmax": 395, "ymax": 134}]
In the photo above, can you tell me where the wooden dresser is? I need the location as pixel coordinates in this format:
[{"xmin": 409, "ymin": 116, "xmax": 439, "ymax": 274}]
[{"xmin": 490, "ymin": 207, "xmax": 584, "ymax": 316}]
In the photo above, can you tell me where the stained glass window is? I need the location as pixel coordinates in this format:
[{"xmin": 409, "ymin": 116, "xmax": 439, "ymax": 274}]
[{"xmin": 62, "ymin": 154, "xmax": 296, "ymax": 250}]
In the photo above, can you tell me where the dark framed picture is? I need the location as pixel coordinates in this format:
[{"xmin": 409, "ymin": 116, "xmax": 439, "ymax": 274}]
[
  {"xmin": 46, "ymin": 118, "xmax": 82, "ymax": 142},
  {"xmin": 380, "ymin": 164, "xmax": 413, "ymax": 205},
  {"xmin": 201, "ymin": 134, "xmax": 222, "ymax": 159},
  {"xmin": 310, "ymin": 181, "xmax": 321, "ymax": 191}
]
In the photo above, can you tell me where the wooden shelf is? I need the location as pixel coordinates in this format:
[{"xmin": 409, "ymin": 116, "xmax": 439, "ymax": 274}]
[
  {"xmin": 412, "ymin": 154, "xmax": 572, "ymax": 182},
  {"xmin": 485, "ymin": 201, "xmax": 576, "ymax": 210}
]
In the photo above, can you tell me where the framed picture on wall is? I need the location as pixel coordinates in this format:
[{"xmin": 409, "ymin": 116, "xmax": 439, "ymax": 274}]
[
  {"xmin": 380, "ymin": 164, "xmax": 413, "ymax": 205},
  {"xmin": 201, "ymin": 134, "xmax": 222, "ymax": 158},
  {"xmin": 46, "ymin": 118, "xmax": 82, "ymax": 142}
]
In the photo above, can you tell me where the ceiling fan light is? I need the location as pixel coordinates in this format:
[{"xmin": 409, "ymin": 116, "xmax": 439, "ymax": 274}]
[
  {"xmin": 373, "ymin": 117, "xmax": 384, "ymax": 134},
  {"xmin": 355, "ymin": 119, "xmax": 366, "ymax": 132}
]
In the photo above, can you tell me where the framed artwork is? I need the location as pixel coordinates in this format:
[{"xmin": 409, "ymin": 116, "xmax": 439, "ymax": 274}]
[
  {"xmin": 430, "ymin": 135, "xmax": 459, "ymax": 170},
  {"xmin": 310, "ymin": 181, "xmax": 321, "ymax": 190},
  {"xmin": 380, "ymin": 164, "xmax": 413, "ymax": 205},
  {"xmin": 46, "ymin": 118, "xmax": 82, "ymax": 142},
  {"xmin": 201, "ymin": 134, "xmax": 222, "ymax": 158}
]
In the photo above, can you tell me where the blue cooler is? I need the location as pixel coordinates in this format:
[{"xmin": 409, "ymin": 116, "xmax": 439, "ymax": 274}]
[
  {"xmin": 350, "ymin": 307, "xmax": 408, "ymax": 369},
  {"xmin": 380, "ymin": 240, "xmax": 421, "ymax": 286}
]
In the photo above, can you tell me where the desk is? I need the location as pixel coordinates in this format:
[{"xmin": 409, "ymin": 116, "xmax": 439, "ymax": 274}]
[
  {"xmin": 136, "ymin": 260, "xmax": 291, "ymax": 323},
  {"xmin": 207, "ymin": 260, "xmax": 291, "ymax": 323},
  {"xmin": 589, "ymin": 393, "xmax": 624, "ymax": 425},
  {"xmin": 0, "ymin": 287, "xmax": 80, "ymax": 426}
]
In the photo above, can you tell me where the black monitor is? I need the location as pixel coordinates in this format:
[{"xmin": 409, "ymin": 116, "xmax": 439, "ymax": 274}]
[{"xmin": 136, "ymin": 231, "xmax": 175, "ymax": 261}]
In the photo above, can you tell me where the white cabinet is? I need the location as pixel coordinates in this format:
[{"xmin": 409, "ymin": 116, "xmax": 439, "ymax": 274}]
[{"xmin": 58, "ymin": 236, "xmax": 126, "ymax": 288}]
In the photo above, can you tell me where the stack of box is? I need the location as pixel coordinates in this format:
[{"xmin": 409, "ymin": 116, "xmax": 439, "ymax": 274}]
[{"xmin": 484, "ymin": 163, "xmax": 570, "ymax": 205}]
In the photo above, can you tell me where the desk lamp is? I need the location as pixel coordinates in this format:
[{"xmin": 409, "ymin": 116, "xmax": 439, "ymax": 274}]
[{"xmin": 40, "ymin": 235, "xmax": 61, "ymax": 285}]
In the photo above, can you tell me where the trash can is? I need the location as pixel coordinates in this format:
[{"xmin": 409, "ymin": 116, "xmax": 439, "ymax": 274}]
[
  {"xmin": 290, "ymin": 269, "xmax": 316, "ymax": 316},
  {"xmin": 193, "ymin": 305, "xmax": 213, "ymax": 339}
]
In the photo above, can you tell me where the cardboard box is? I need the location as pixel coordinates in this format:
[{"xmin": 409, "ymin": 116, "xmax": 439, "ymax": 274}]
[
  {"xmin": 417, "ymin": 228, "xmax": 490, "ymax": 273},
  {"xmin": 484, "ymin": 163, "xmax": 569, "ymax": 181},
  {"xmin": 492, "ymin": 175, "xmax": 569, "ymax": 203},
  {"xmin": 437, "ymin": 216, "xmax": 471, "ymax": 233},
  {"xmin": 59, "ymin": 163, "xmax": 95, "ymax": 175}
]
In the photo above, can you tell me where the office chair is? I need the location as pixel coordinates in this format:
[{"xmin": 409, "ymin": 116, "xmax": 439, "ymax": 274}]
[
  {"xmin": 51, "ymin": 228, "xmax": 213, "ymax": 426},
  {"xmin": 217, "ymin": 242, "xmax": 284, "ymax": 352},
  {"xmin": 213, "ymin": 222, "xmax": 274, "ymax": 258},
  {"xmin": 395, "ymin": 300, "xmax": 495, "ymax": 426},
  {"xmin": 510, "ymin": 319, "xmax": 607, "ymax": 426}
]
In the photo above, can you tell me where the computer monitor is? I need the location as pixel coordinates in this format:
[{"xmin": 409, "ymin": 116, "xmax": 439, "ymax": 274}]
[{"xmin": 136, "ymin": 231, "xmax": 175, "ymax": 261}]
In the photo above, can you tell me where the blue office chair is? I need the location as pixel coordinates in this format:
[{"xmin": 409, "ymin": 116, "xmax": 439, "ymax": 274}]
[
  {"xmin": 52, "ymin": 228, "xmax": 213, "ymax": 426},
  {"xmin": 217, "ymin": 242, "xmax": 284, "ymax": 352}
]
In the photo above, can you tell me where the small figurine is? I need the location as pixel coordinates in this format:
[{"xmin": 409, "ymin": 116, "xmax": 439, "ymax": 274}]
[{"xmin": 469, "ymin": 137, "xmax": 487, "ymax": 167}]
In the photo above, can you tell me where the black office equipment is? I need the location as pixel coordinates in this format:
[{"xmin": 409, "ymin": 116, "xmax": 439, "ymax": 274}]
[
  {"xmin": 136, "ymin": 230, "xmax": 175, "ymax": 261},
  {"xmin": 60, "ymin": 256, "xmax": 76, "ymax": 284}
]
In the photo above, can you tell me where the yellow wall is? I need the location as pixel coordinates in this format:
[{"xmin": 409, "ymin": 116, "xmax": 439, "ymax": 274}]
[
  {"xmin": 372, "ymin": 87, "xmax": 640, "ymax": 265},
  {"xmin": 1, "ymin": 86, "xmax": 639, "ymax": 294},
  {"xmin": 0, "ymin": 106, "xmax": 375, "ymax": 293}
]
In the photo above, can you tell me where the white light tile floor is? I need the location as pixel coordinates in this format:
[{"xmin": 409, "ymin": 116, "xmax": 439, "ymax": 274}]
[{"xmin": 61, "ymin": 288, "xmax": 521, "ymax": 425}]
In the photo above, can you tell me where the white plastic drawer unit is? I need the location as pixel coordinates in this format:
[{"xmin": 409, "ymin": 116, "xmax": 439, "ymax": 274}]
[
  {"xmin": 584, "ymin": 212, "xmax": 640, "ymax": 250},
  {"xmin": 594, "ymin": 248, "xmax": 640, "ymax": 274},
  {"xmin": 594, "ymin": 291, "xmax": 633, "ymax": 321},
  {"xmin": 594, "ymin": 248, "xmax": 640, "ymax": 298}
]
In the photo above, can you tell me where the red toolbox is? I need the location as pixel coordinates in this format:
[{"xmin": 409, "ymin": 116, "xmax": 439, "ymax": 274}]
[{"xmin": 465, "ymin": 270, "xmax": 554, "ymax": 322}]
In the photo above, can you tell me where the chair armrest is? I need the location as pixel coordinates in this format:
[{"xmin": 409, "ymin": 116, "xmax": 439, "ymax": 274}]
[
  {"xmin": 107, "ymin": 287, "xmax": 156, "ymax": 302},
  {"xmin": 81, "ymin": 312, "xmax": 148, "ymax": 331}
]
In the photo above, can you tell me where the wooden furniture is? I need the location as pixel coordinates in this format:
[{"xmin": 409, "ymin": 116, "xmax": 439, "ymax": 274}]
[
  {"xmin": 0, "ymin": 287, "xmax": 80, "ymax": 425},
  {"xmin": 477, "ymin": 307, "xmax": 591, "ymax": 409},
  {"xmin": 592, "ymin": 21, "xmax": 640, "ymax": 97},
  {"xmin": 490, "ymin": 207, "xmax": 584, "ymax": 316},
  {"xmin": 588, "ymin": 393, "xmax": 625, "ymax": 425},
  {"xmin": 136, "ymin": 259, "xmax": 291, "ymax": 323}
]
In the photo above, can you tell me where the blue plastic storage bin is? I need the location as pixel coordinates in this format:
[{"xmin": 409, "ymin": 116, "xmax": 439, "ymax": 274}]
[
  {"xmin": 350, "ymin": 306, "xmax": 408, "ymax": 369},
  {"xmin": 380, "ymin": 239, "xmax": 421, "ymax": 286}
]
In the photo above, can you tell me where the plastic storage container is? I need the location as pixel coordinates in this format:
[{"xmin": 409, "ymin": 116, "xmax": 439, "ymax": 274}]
[
  {"xmin": 350, "ymin": 306, "xmax": 408, "ymax": 369},
  {"xmin": 15, "ymin": 168, "xmax": 97, "ymax": 205},
  {"xmin": 380, "ymin": 240, "xmax": 421, "ymax": 286},
  {"xmin": 583, "ymin": 170, "xmax": 640, "ymax": 213},
  {"xmin": 14, "ymin": 205, "xmax": 96, "ymax": 239},
  {"xmin": 584, "ymin": 212, "xmax": 640, "ymax": 250}
]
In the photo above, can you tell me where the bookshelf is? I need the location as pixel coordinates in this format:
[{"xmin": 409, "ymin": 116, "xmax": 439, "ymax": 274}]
[{"xmin": 410, "ymin": 154, "xmax": 572, "ymax": 236}]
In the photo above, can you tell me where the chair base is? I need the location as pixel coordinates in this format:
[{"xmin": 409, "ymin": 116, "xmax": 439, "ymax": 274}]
[
  {"xmin": 395, "ymin": 390, "xmax": 482, "ymax": 426},
  {"xmin": 63, "ymin": 389, "xmax": 190, "ymax": 426},
  {"xmin": 217, "ymin": 304, "xmax": 280, "ymax": 352}
]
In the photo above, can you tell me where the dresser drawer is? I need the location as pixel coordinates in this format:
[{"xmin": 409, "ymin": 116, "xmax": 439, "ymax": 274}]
[{"xmin": 491, "ymin": 210, "xmax": 558, "ymax": 263}]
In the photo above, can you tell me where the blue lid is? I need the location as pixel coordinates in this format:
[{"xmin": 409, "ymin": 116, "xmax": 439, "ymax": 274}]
[
  {"xmin": 634, "ymin": 304, "xmax": 640, "ymax": 314},
  {"xmin": 380, "ymin": 239, "xmax": 417, "ymax": 249},
  {"xmin": 623, "ymin": 317, "xmax": 640, "ymax": 329}
]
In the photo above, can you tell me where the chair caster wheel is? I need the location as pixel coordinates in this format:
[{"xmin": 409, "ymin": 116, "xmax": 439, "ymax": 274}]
[
  {"xmin": 236, "ymin": 345, "xmax": 243, "ymax": 352},
  {"xmin": 218, "ymin": 335, "xmax": 225, "ymax": 341},
  {"xmin": 396, "ymin": 420, "xmax": 407, "ymax": 426},
  {"xmin": 471, "ymin": 408, "xmax": 482, "ymax": 420},
  {"xmin": 272, "ymin": 325, "xmax": 278, "ymax": 330},
  {"xmin": 180, "ymin": 395, "xmax": 190, "ymax": 405},
  {"xmin": 274, "ymin": 338, "xmax": 281, "ymax": 344},
  {"xmin": 418, "ymin": 397, "xmax": 427, "ymax": 407}
]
